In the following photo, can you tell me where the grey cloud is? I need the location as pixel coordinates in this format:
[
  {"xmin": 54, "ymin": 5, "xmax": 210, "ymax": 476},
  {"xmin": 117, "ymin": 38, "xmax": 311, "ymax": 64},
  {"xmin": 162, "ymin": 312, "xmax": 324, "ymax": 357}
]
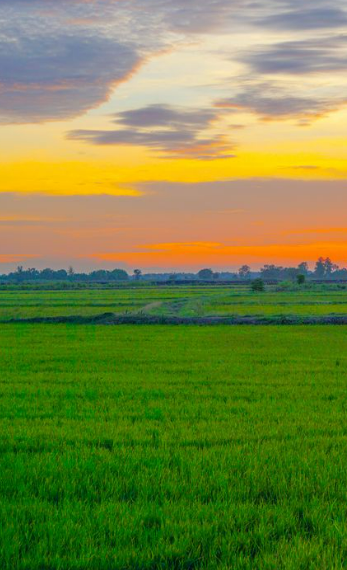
[
  {"xmin": 216, "ymin": 84, "xmax": 347, "ymax": 121},
  {"xmin": 241, "ymin": 37, "xmax": 347, "ymax": 75},
  {"xmin": 0, "ymin": 0, "xmax": 347, "ymax": 124},
  {"xmin": 68, "ymin": 104, "xmax": 235, "ymax": 160},
  {"xmin": 114, "ymin": 105, "xmax": 216, "ymax": 129},
  {"xmin": 69, "ymin": 128, "xmax": 197, "ymax": 146},
  {"xmin": 260, "ymin": 7, "xmax": 347, "ymax": 30},
  {"xmin": 0, "ymin": 34, "xmax": 141, "ymax": 123},
  {"xmin": 1, "ymin": 0, "xmax": 347, "ymax": 125},
  {"xmin": 151, "ymin": 0, "xmax": 237, "ymax": 33}
]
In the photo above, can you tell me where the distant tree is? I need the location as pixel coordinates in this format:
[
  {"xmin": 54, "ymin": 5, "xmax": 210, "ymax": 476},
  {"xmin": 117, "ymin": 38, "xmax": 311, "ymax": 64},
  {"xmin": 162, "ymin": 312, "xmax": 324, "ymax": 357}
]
[
  {"xmin": 298, "ymin": 262, "xmax": 309, "ymax": 276},
  {"xmin": 89, "ymin": 270, "xmax": 109, "ymax": 281},
  {"xmin": 285, "ymin": 267, "xmax": 300, "ymax": 281},
  {"xmin": 239, "ymin": 265, "xmax": 251, "ymax": 279},
  {"xmin": 134, "ymin": 269, "xmax": 142, "ymax": 280},
  {"xmin": 55, "ymin": 269, "xmax": 68, "ymax": 281},
  {"xmin": 198, "ymin": 268, "xmax": 214, "ymax": 280},
  {"xmin": 333, "ymin": 268, "xmax": 347, "ymax": 280},
  {"xmin": 110, "ymin": 269, "xmax": 128, "ymax": 281},
  {"xmin": 27, "ymin": 268, "xmax": 40, "ymax": 279},
  {"xmin": 314, "ymin": 257, "xmax": 339, "ymax": 279},
  {"xmin": 324, "ymin": 257, "xmax": 333, "ymax": 276},
  {"xmin": 40, "ymin": 268, "xmax": 56, "ymax": 280},
  {"xmin": 297, "ymin": 274, "xmax": 306, "ymax": 285},
  {"xmin": 251, "ymin": 278, "xmax": 265, "ymax": 292},
  {"xmin": 169, "ymin": 273, "xmax": 177, "ymax": 281},
  {"xmin": 14, "ymin": 266, "xmax": 24, "ymax": 282},
  {"xmin": 68, "ymin": 266, "xmax": 75, "ymax": 277},
  {"xmin": 213, "ymin": 272, "xmax": 220, "ymax": 280},
  {"xmin": 324, "ymin": 257, "xmax": 339, "ymax": 276},
  {"xmin": 260, "ymin": 265, "xmax": 284, "ymax": 280},
  {"xmin": 314, "ymin": 257, "xmax": 326, "ymax": 279}
]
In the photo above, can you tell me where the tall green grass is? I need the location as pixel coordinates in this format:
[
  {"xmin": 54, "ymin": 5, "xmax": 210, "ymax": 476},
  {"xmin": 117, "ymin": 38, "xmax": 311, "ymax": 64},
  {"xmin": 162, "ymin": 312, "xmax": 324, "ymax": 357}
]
[{"xmin": 1, "ymin": 324, "xmax": 347, "ymax": 568}]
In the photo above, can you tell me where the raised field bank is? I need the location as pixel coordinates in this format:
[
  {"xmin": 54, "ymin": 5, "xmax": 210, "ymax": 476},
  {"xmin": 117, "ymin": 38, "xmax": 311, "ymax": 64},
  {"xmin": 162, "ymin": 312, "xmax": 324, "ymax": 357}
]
[{"xmin": 2, "ymin": 283, "xmax": 347, "ymax": 568}]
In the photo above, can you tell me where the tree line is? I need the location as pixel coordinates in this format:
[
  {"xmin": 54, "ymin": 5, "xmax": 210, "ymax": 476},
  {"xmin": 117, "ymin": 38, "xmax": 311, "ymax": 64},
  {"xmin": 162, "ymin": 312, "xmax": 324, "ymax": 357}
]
[{"xmin": 0, "ymin": 257, "xmax": 346, "ymax": 283}]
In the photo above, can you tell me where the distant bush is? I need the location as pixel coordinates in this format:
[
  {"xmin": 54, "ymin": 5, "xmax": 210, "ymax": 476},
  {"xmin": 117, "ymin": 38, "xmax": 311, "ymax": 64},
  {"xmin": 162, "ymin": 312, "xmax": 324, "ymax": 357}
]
[
  {"xmin": 278, "ymin": 280, "xmax": 296, "ymax": 291},
  {"xmin": 297, "ymin": 274, "xmax": 306, "ymax": 285},
  {"xmin": 251, "ymin": 278, "xmax": 265, "ymax": 292}
]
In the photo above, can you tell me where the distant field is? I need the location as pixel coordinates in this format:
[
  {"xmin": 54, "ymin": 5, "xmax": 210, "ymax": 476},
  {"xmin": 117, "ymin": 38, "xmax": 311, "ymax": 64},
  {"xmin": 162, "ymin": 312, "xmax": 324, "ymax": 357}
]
[
  {"xmin": 2, "ymin": 324, "xmax": 347, "ymax": 569},
  {"xmin": 0, "ymin": 286, "xmax": 232, "ymax": 320},
  {"xmin": 2, "ymin": 283, "xmax": 347, "ymax": 320}
]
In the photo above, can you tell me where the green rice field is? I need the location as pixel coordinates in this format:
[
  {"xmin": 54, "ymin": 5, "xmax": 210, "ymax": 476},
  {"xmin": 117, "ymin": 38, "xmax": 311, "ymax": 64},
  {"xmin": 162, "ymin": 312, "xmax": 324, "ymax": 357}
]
[
  {"xmin": 1, "ymin": 283, "xmax": 347, "ymax": 320},
  {"xmin": 2, "ymin": 323, "xmax": 347, "ymax": 568},
  {"xmin": 2, "ymin": 282, "xmax": 347, "ymax": 568}
]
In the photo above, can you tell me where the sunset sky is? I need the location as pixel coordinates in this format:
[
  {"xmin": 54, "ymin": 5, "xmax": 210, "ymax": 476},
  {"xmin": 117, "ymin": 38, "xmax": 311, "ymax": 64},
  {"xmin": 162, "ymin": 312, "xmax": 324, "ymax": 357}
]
[{"xmin": 1, "ymin": 0, "xmax": 347, "ymax": 272}]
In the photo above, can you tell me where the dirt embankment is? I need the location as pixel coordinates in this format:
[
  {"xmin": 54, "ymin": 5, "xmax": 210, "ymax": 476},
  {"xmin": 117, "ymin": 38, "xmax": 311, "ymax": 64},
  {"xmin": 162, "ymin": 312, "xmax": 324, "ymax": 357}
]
[{"xmin": 4, "ymin": 312, "xmax": 347, "ymax": 326}]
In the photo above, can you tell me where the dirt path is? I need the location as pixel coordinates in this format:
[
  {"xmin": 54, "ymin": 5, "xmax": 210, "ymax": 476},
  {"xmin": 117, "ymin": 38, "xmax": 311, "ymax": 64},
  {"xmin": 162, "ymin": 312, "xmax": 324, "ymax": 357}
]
[{"xmin": 135, "ymin": 301, "xmax": 163, "ymax": 315}]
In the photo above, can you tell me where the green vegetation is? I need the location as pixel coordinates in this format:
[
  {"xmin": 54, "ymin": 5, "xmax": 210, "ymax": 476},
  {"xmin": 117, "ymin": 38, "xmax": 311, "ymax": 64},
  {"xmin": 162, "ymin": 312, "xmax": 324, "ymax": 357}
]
[
  {"xmin": 2, "ymin": 282, "xmax": 347, "ymax": 568},
  {"xmin": 0, "ymin": 286, "xmax": 232, "ymax": 321},
  {"xmin": 251, "ymin": 278, "xmax": 265, "ymax": 292},
  {"xmin": 2, "ymin": 282, "xmax": 347, "ymax": 322},
  {"xmin": 1, "ymin": 324, "xmax": 347, "ymax": 568}
]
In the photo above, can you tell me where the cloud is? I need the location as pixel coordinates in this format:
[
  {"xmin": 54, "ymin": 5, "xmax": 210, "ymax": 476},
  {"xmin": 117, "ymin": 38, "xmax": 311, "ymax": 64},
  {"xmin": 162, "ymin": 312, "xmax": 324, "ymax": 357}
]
[
  {"xmin": 68, "ymin": 104, "xmax": 235, "ymax": 160},
  {"xmin": 216, "ymin": 83, "xmax": 347, "ymax": 122},
  {"xmin": 0, "ymin": 254, "xmax": 39, "ymax": 264},
  {"xmin": 260, "ymin": 7, "xmax": 347, "ymax": 30},
  {"xmin": 150, "ymin": 0, "xmax": 238, "ymax": 33},
  {"xmin": 241, "ymin": 36, "xmax": 347, "ymax": 75},
  {"xmin": 113, "ymin": 105, "xmax": 216, "ymax": 129},
  {"xmin": 283, "ymin": 227, "xmax": 347, "ymax": 236},
  {"xmin": 219, "ymin": 31, "xmax": 347, "ymax": 123},
  {"xmin": 2, "ymin": 0, "xmax": 347, "ymax": 125},
  {"xmin": 0, "ymin": 0, "xmax": 241, "ymax": 123},
  {"xmin": 42, "ymin": 0, "xmax": 240, "ymax": 34},
  {"xmin": 0, "ymin": 33, "xmax": 142, "ymax": 123},
  {"xmin": 0, "ymin": 219, "xmax": 54, "ymax": 227}
]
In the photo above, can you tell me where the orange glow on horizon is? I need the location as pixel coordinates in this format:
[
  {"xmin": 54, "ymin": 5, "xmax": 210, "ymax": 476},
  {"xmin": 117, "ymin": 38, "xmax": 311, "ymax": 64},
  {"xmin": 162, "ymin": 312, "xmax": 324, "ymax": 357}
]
[{"xmin": 91, "ymin": 241, "xmax": 347, "ymax": 269}]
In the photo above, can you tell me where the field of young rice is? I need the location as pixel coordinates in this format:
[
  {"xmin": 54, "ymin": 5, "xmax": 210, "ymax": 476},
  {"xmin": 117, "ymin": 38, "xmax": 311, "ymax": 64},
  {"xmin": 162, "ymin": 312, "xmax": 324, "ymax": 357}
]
[
  {"xmin": 0, "ymin": 286, "xmax": 229, "ymax": 320},
  {"xmin": 1, "ymin": 323, "xmax": 347, "ymax": 569},
  {"xmin": 2, "ymin": 284, "xmax": 347, "ymax": 321}
]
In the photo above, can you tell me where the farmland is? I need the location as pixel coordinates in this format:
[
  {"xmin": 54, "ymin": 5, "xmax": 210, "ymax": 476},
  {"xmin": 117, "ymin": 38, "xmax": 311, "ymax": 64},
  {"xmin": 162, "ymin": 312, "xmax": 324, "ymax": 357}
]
[
  {"xmin": 2, "ymin": 283, "xmax": 347, "ymax": 568},
  {"xmin": 1, "ymin": 282, "xmax": 347, "ymax": 321}
]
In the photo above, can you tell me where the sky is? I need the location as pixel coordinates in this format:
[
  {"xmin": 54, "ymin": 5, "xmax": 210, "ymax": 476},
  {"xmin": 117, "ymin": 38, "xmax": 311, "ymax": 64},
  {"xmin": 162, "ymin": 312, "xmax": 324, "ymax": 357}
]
[{"xmin": 1, "ymin": 0, "xmax": 347, "ymax": 272}]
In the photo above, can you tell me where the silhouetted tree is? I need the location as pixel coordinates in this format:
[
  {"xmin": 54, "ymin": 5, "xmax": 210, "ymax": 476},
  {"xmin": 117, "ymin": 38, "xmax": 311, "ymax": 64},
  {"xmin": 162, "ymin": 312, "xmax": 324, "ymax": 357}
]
[
  {"xmin": 110, "ymin": 269, "xmax": 128, "ymax": 281},
  {"xmin": 314, "ymin": 257, "xmax": 339, "ymax": 279},
  {"xmin": 41, "ymin": 268, "xmax": 56, "ymax": 280},
  {"xmin": 298, "ymin": 262, "xmax": 309, "ymax": 275},
  {"xmin": 314, "ymin": 257, "xmax": 326, "ymax": 279},
  {"xmin": 324, "ymin": 257, "xmax": 339, "ymax": 276},
  {"xmin": 239, "ymin": 265, "xmax": 251, "ymax": 279},
  {"xmin": 260, "ymin": 265, "xmax": 283, "ymax": 280},
  {"xmin": 198, "ymin": 268, "xmax": 214, "ymax": 280}
]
